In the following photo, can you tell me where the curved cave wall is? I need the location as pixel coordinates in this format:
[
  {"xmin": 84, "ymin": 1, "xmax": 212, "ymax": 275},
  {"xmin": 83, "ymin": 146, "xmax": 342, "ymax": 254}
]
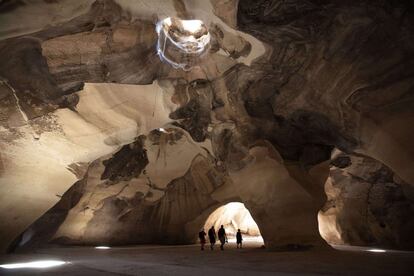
[
  {"xmin": 0, "ymin": 0, "xmax": 414, "ymax": 252},
  {"xmin": 319, "ymin": 150, "xmax": 414, "ymax": 250}
]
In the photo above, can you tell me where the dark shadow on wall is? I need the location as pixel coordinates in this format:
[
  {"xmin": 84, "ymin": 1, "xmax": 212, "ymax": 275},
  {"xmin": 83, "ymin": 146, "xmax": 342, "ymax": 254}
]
[{"xmin": 7, "ymin": 178, "xmax": 86, "ymax": 253}]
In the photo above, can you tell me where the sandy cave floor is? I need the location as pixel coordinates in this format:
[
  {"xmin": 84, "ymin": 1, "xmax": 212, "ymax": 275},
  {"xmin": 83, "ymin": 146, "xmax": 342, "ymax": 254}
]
[{"xmin": 0, "ymin": 241, "xmax": 413, "ymax": 275}]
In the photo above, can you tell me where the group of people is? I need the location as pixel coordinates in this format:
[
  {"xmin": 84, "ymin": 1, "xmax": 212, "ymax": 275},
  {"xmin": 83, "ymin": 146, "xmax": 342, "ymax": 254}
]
[{"xmin": 198, "ymin": 225, "xmax": 243, "ymax": 251}]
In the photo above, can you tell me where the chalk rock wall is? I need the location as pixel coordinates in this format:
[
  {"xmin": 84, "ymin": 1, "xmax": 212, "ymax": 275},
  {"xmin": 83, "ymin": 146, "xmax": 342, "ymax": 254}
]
[
  {"xmin": 319, "ymin": 151, "xmax": 414, "ymax": 250},
  {"xmin": 0, "ymin": 80, "xmax": 176, "ymax": 252},
  {"xmin": 237, "ymin": 0, "xmax": 414, "ymax": 184},
  {"xmin": 15, "ymin": 131, "xmax": 329, "ymax": 250},
  {"xmin": 14, "ymin": 129, "xmax": 229, "ymax": 249}
]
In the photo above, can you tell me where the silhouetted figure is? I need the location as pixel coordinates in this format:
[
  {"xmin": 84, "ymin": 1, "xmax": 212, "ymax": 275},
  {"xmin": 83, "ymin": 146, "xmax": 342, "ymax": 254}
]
[
  {"xmin": 218, "ymin": 225, "xmax": 227, "ymax": 250},
  {"xmin": 208, "ymin": 226, "xmax": 216, "ymax": 250},
  {"xmin": 236, "ymin": 229, "xmax": 243, "ymax": 248},
  {"xmin": 199, "ymin": 229, "xmax": 206, "ymax": 250}
]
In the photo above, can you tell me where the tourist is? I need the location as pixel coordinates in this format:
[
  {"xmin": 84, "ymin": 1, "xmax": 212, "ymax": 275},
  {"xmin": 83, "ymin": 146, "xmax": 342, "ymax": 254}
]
[
  {"xmin": 218, "ymin": 225, "xmax": 227, "ymax": 250},
  {"xmin": 199, "ymin": 229, "xmax": 206, "ymax": 250},
  {"xmin": 236, "ymin": 229, "xmax": 243, "ymax": 248},
  {"xmin": 208, "ymin": 226, "xmax": 216, "ymax": 250}
]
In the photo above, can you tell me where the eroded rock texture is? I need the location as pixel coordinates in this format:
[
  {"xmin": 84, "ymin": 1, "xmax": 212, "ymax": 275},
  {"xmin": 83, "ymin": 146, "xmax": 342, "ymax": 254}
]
[
  {"xmin": 237, "ymin": 0, "xmax": 414, "ymax": 184},
  {"xmin": 319, "ymin": 151, "xmax": 414, "ymax": 250},
  {"xmin": 1, "ymin": 0, "xmax": 414, "ymax": 252},
  {"xmin": 13, "ymin": 130, "xmax": 230, "ymax": 249}
]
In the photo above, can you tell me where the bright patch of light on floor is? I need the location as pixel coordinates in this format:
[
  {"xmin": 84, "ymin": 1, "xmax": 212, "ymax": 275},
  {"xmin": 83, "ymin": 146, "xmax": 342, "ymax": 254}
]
[
  {"xmin": 95, "ymin": 246, "xmax": 111, "ymax": 250},
  {"xmin": 0, "ymin": 260, "xmax": 66, "ymax": 269},
  {"xmin": 158, "ymin": 128, "xmax": 166, "ymax": 133},
  {"xmin": 367, "ymin": 248, "xmax": 386, "ymax": 253},
  {"xmin": 228, "ymin": 235, "xmax": 264, "ymax": 243}
]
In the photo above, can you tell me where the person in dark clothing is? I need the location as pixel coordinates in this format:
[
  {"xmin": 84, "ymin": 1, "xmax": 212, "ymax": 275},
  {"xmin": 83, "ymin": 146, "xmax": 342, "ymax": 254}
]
[
  {"xmin": 236, "ymin": 229, "xmax": 243, "ymax": 248},
  {"xmin": 218, "ymin": 225, "xmax": 227, "ymax": 250},
  {"xmin": 208, "ymin": 226, "xmax": 217, "ymax": 250},
  {"xmin": 199, "ymin": 229, "xmax": 206, "ymax": 250}
]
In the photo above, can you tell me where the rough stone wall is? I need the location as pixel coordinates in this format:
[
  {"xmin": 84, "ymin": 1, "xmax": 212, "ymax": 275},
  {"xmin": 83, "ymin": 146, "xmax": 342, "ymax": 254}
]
[
  {"xmin": 13, "ymin": 129, "xmax": 229, "ymax": 250},
  {"xmin": 15, "ymin": 133, "xmax": 328, "ymax": 250},
  {"xmin": 237, "ymin": 0, "xmax": 414, "ymax": 183},
  {"xmin": 319, "ymin": 150, "xmax": 414, "ymax": 250}
]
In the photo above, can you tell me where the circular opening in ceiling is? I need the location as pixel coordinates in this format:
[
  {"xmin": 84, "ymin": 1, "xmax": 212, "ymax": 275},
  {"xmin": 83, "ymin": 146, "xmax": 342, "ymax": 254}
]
[{"xmin": 156, "ymin": 17, "xmax": 210, "ymax": 70}]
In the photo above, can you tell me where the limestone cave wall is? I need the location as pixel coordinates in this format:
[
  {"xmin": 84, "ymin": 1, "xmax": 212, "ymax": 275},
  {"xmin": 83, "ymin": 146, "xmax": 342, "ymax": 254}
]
[{"xmin": 319, "ymin": 150, "xmax": 414, "ymax": 250}]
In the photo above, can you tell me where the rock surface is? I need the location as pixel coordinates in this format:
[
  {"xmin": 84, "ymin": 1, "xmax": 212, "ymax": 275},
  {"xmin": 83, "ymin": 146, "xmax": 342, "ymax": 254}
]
[
  {"xmin": 13, "ymin": 130, "xmax": 229, "ymax": 249},
  {"xmin": 319, "ymin": 150, "xmax": 414, "ymax": 250}
]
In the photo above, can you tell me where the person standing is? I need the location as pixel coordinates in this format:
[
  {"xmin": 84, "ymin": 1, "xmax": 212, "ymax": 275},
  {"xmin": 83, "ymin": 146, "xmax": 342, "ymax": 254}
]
[
  {"xmin": 236, "ymin": 229, "xmax": 243, "ymax": 249},
  {"xmin": 218, "ymin": 225, "xmax": 227, "ymax": 250},
  {"xmin": 199, "ymin": 229, "xmax": 207, "ymax": 250},
  {"xmin": 208, "ymin": 226, "xmax": 217, "ymax": 250}
]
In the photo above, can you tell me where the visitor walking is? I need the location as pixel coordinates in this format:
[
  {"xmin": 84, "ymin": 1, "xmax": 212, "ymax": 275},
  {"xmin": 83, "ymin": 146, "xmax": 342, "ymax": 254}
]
[
  {"xmin": 199, "ymin": 229, "xmax": 206, "ymax": 250},
  {"xmin": 218, "ymin": 225, "xmax": 227, "ymax": 250},
  {"xmin": 236, "ymin": 229, "xmax": 243, "ymax": 248},
  {"xmin": 208, "ymin": 226, "xmax": 216, "ymax": 250}
]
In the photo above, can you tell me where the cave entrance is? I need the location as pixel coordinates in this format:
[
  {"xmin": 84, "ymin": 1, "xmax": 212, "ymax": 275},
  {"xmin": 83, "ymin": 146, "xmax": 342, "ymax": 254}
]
[{"xmin": 203, "ymin": 202, "xmax": 264, "ymax": 246}]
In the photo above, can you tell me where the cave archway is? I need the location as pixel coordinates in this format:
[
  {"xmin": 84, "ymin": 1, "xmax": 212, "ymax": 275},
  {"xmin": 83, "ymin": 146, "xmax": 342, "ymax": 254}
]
[{"xmin": 202, "ymin": 202, "xmax": 264, "ymax": 246}]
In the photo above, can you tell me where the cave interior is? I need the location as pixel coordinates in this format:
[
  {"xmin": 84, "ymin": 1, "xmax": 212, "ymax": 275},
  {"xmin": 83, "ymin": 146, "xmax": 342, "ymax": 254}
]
[{"xmin": 0, "ymin": 0, "xmax": 414, "ymax": 274}]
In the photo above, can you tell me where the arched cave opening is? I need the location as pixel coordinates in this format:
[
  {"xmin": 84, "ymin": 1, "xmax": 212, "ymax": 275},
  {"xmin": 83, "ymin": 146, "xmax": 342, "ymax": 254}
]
[{"xmin": 203, "ymin": 202, "xmax": 264, "ymax": 246}]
